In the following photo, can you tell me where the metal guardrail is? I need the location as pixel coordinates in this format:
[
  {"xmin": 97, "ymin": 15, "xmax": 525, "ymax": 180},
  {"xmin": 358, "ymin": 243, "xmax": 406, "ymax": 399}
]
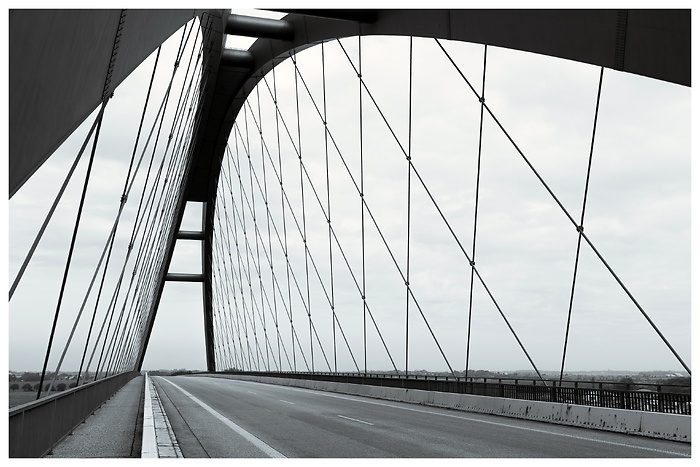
[
  {"xmin": 8, "ymin": 371, "xmax": 141, "ymax": 458},
  {"xmin": 220, "ymin": 371, "xmax": 690, "ymax": 415}
]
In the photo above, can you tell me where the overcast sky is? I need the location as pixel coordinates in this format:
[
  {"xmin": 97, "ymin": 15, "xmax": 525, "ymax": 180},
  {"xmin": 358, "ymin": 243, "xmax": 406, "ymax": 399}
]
[{"xmin": 6, "ymin": 7, "xmax": 694, "ymax": 375}]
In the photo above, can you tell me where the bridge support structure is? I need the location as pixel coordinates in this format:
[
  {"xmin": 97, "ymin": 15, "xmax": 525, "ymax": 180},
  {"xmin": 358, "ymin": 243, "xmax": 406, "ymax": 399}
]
[
  {"xmin": 9, "ymin": 9, "xmax": 690, "ymax": 374},
  {"xmin": 169, "ymin": 9, "xmax": 690, "ymax": 372}
]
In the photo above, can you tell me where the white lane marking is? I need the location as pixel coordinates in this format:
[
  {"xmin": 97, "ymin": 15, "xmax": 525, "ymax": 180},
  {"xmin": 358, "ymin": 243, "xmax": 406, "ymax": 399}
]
[
  {"xmin": 337, "ymin": 414, "xmax": 374, "ymax": 426},
  {"xmin": 248, "ymin": 391, "xmax": 257, "ymax": 395},
  {"xmin": 279, "ymin": 399, "xmax": 295, "ymax": 405},
  {"xmin": 159, "ymin": 377, "xmax": 286, "ymax": 458},
  {"xmin": 225, "ymin": 378, "xmax": 689, "ymax": 458}
]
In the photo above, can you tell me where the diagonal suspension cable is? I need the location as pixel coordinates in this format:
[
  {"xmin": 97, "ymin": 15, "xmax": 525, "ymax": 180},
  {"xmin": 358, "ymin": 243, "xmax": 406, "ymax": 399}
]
[
  {"xmin": 74, "ymin": 45, "xmax": 164, "ymax": 386},
  {"xmin": 320, "ymin": 41, "xmax": 340, "ymax": 373},
  {"xmin": 213, "ymin": 179, "xmax": 245, "ymax": 370},
  {"xmin": 434, "ymin": 38, "xmax": 690, "ymax": 376},
  {"xmin": 358, "ymin": 34, "xmax": 368, "ymax": 374},
  {"xmin": 272, "ymin": 62, "xmax": 297, "ymax": 371},
  {"xmin": 405, "ymin": 36, "xmax": 413, "ymax": 377},
  {"xmin": 292, "ymin": 49, "xmax": 316, "ymax": 372},
  {"xmin": 212, "ymin": 230, "xmax": 249, "ymax": 370},
  {"xmin": 250, "ymin": 78, "xmax": 334, "ymax": 373},
  {"xmin": 94, "ymin": 22, "xmax": 202, "ymax": 377},
  {"xmin": 213, "ymin": 194, "xmax": 244, "ymax": 369},
  {"xmin": 319, "ymin": 41, "xmax": 340, "ymax": 373},
  {"xmin": 559, "ymin": 67, "xmax": 605, "ymax": 382},
  {"xmin": 231, "ymin": 129, "xmax": 261, "ymax": 370},
  {"xmin": 257, "ymin": 80, "xmax": 284, "ymax": 371},
  {"xmin": 229, "ymin": 111, "xmax": 356, "ymax": 372},
  {"xmin": 121, "ymin": 17, "xmax": 203, "ymax": 372},
  {"xmin": 242, "ymin": 65, "xmax": 347, "ymax": 372},
  {"xmin": 259, "ymin": 55, "xmax": 392, "ymax": 374},
  {"xmin": 37, "ymin": 98, "xmax": 108, "ymax": 399},
  {"xmin": 253, "ymin": 89, "xmax": 272, "ymax": 371},
  {"xmin": 247, "ymin": 71, "xmax": 390, "ymax": 373},
  {"xmin": 217, "ymin": 167, "xmax": 254, "ymax": 370},
  {"xmin": 282, "ymin": 40, "xmax": 438, "ymax": 375},
  {"xmin": 465, "ymin": 44, "xmax": 488, "ymax": 377},
  {"xmin": 336, "ymin": 37, "xmax": 551, "ymax": 381},
  {"xmin": 220, "ymin": 161, "xmax": 277, "ymax": 370},
  {"xmin": 337, "ymin": 38, "xmax": 460, "ymax": 376},
  {"xmin": 215, "ymin": 178, "xmax": 287, "ymax": 371},
  {"xmin": 229, "ymin": 124, "xmax": 313, "ymax": 371},
  {"xmin": 220, "ymin": 152, "xmax": 288, "ymax": 372},
  {"xmin": 223, "ymin": 147, "xmax": 259, "ymax": 371},
  {"xmin": 213, "ymin": 205, "xmax": 254, "ymax": 371},
  {"xmin": 98, "ymin": 20, "xmax": 203, "ymax": 376},
  {"xmin": 241, "ymin": 106, "xmax": 265, "ymax": 371},
  {"xmin": 9, "ymin": 104, "xmax": 106, "ymax": 300},
  {"xmin": 259, "ymin": 64, "xmax": 378, "ymax": 372},
  {"xmin": 235, "ymin": 121, "xmax": 308, "ymax": 372},
  {"xmin": 100, "ymin": 25, "xmax": 202, "ymax": 376}
]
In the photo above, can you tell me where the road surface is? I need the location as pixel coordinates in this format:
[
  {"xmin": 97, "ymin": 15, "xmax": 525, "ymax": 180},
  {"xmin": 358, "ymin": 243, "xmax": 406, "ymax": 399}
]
[{"xmin": 152, "ymin": 375, "xmax": 690, "ymax": 458}]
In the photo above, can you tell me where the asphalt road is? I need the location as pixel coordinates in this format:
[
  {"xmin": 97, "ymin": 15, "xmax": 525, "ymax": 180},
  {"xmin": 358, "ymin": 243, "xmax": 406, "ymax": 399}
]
[{"xmin": 152, "ymin": 375, "xmax": 690, "ymax": 458}]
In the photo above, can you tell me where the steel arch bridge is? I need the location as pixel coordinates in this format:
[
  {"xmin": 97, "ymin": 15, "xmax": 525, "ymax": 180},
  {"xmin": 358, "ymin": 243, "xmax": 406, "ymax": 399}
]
[{"xmin": 8, "ymin": 9, "xmax": 690, "ymax": 392}]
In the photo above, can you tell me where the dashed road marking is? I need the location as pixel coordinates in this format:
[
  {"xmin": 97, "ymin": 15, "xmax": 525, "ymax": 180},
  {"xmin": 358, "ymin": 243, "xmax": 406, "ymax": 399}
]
[
  {"xmin": 338, "ymin": 414, "xmax": 374, "ymax": 426},
  {"xmin": 227, "ymin": 378, "xmax": 690, "ymax": 458}
]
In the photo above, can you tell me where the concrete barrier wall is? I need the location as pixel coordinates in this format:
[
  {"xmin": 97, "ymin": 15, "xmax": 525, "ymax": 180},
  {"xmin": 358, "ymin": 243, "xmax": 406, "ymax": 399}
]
[{"xmin": 208, "ymin": 374, "xmax": 690, "ymax": 443}]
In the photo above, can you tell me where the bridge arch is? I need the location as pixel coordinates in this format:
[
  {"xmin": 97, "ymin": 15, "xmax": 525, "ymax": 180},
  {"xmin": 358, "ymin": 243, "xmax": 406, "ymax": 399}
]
[{"xmin": 187, "ymin": 9, "xmax": 691, "ymax": 204}]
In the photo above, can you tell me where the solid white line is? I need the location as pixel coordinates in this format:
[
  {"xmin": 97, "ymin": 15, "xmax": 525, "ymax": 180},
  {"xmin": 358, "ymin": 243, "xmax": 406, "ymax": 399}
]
[
  {"xmin": 226, "ymin": 378, "xmax": 689, "ymax": 458},
  {"xmin": 159, "ymin": 377, "xmax": 286, "ymax": 458},
  {"xmin": 141, "ymin": 374, "xmax": 158, "ymax": 458},
  {"xmin": 337, "ymin": 414, "xmax": 374, "ymax": 426}
]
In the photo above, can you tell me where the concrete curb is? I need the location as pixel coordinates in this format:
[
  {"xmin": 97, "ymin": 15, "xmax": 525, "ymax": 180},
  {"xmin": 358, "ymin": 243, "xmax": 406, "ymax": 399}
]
[
  {"xmin": 142, "ymin": 374, "xmax": 183, "ymax": 458},
  {"xmin": 141, "ymin": 374, "xmax": 158, "ymax": 458},
  {"xmin": 207, "ymin": 374, "xmax": 690, "ymax": 443}
]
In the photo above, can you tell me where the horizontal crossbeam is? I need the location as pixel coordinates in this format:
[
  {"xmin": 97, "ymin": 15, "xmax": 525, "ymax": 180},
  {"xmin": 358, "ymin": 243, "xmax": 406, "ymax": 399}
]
[
  {"xmin": 225, "ymin": 14, "xmax": 294, "ymax": 41},
  {"xmin": 177, "ymin": 230, "xmax": 205, "ymax": 240},
  {"xmin": 271, "ymin": 9, "xmax": 378, "ymax": 23},
  {"xmin": 221, "ymin": 48, "xmax": 254, "ymax": 68},
  {"xmin": 165, "ymin": 273, "xmax": 204, "ymax": 282}
]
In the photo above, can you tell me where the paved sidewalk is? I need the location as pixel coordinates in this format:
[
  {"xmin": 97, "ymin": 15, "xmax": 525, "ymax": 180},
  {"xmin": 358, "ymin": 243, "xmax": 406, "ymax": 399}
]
[{"xmin": 46, "ymin": 375, "xmax": 144, "ymax": 458}]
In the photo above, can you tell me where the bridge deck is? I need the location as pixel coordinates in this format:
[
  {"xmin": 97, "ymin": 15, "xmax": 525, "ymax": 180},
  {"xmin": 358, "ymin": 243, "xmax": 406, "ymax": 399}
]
[{"xmin": 38, "ymin": 373, "xmax": 690, "ymax": 458}]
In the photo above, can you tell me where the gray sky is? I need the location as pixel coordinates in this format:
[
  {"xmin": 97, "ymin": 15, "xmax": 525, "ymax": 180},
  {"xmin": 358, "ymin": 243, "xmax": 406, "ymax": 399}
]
[{"xmin": 6, "ymin": 8, "xmax": 693, "ymax": 375}]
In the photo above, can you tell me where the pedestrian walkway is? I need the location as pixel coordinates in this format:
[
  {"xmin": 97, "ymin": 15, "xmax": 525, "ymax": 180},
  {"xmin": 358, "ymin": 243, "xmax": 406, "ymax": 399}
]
[{"xmin": 46, "ymin": 375, "xmax": 144, "ymax": 458}]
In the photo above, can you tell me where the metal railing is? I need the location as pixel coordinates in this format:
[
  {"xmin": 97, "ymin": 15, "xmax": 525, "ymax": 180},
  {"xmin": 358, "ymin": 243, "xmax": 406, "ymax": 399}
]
[
  {"xmin": 218, "ymin": 371, "xmax": 690, "ymax": 415},
  {"xmin": 8, "ymin": 371, "xmax": 141, "ymax": 458}
]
